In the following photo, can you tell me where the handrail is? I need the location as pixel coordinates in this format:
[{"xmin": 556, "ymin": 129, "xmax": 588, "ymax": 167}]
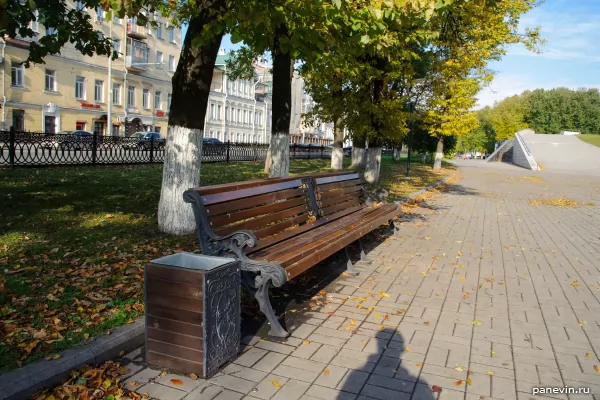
[{"xmin": 515, "ymin": 132, "xmax": 532, "ymax": 156}]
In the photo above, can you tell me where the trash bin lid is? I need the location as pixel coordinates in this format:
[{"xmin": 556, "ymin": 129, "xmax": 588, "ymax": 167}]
[{"xmin": 150, "ymin": 252, "xmax": 237, "ymax": 271}]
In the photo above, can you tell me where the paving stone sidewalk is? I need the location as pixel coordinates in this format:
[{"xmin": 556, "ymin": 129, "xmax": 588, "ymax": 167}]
[{"xmin": 119, "ymin": 164, "xmax": 600, "ymax": 400}]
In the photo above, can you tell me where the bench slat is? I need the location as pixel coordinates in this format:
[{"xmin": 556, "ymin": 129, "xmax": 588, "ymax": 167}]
[
  {"xmin": 282, "ymin": 205, "xmax": 399, "ymax": 279},
  {"xmin": 317, "ymin": 178, "xmax": 362, "ymax": 192},
  {"xmin": 215, "ymin": 204, "xmax": 309, "ymax": 236},
  {"xmin": 249, "ymin": 204, "xmax": 365, "ymax": 254},
  {"xmin": 254, "ymin": 214, "xmax": 310, "ymax": 240},
  {"xmin": 317, "ymin": 184, "xmax": 363, "ymax": 200},
  {"xmin": 209, "ymin": 196, "xmax": 308, "ymax": 227},
  {"xmin": 201, "ymin": 179, "xmax": 303, "ymax": 206},
  {"xmin": 315, "ymin": 173, "xmax": 360, "ymax": 185},
  {"xmin": 320, "ymin": 192, "xmax": 361, "ymax": 208},
  {"xmin": 251, "ymin": 205, "xmax": 373, "ymax": 260},
  {"xmin": 270, "ymin": 204, "xmax": 396, "ymax": 268},
  {"xmin": 321, "ymin": 198, "xmax": 362, "ymax": 216},
  {"xmin": 205, "ymin": 188, "xmax": 305, "ymax": 217}
]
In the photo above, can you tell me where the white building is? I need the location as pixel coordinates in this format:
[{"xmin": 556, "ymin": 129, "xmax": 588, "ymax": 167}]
[{"xmin": 203, "ymin": 49, "xmax": 333, "ymax": 145}]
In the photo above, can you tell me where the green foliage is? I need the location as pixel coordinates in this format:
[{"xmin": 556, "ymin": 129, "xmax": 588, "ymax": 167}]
[
  {"xmin": 524, "ymin": 88, "xmax": 600, "ymax": 134},
  {"xmin": 487, "ymin": 94, "xmax": 528, "ymax": 141}
]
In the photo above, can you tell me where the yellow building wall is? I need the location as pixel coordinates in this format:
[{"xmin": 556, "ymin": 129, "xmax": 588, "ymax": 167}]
[{"xmin": 2, "ymin": 9, "xmax": 179, "ymax": 137}]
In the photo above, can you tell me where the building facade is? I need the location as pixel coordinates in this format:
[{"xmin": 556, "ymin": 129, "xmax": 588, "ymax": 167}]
[
  {"xmin": 202, "ymin": 50, "xmax": 333, "ymax": 145},
  {"xmin": 1, "ymin": 4, "xmax": 181, "ymax": 136}
]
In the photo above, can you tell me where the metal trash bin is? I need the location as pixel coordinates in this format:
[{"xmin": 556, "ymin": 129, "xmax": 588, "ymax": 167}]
[{"xmin": 144, "ymin": 252, "xmax": 240, "ymax": 378}]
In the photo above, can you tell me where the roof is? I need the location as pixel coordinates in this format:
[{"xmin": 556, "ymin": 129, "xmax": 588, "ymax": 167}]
[{"xmin": 215, "ymin": 54, "xmax": 233, "ymax": 66}]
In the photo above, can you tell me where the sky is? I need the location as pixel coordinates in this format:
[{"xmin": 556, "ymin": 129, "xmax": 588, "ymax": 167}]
[
  {"xmin": 182, "ymin": 0, "xmax": 600, "ymax": 108},
  {"xmin": 477, "ymin": 0, "xmax": 600, "ymax": 108}
]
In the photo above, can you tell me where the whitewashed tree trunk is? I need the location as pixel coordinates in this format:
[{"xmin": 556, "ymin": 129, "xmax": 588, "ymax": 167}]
[
  {"xmin": 393, "ymin": 144, "xmax": 402, "ymax": 162},
  {"xmin": 269, "ymin": 132, "xmax": 290, "ymax": 178},
  {"xmin": 157, "ymin": 126, "xmax": 203, "ymax": 234},
  {"xmin": 433, "ymin": 137, "xmax": 444, "ymax": 171},
  {"xmin": 365, "ymin": 147, "xmax": 382, "ymax": 184},
  {"xmin": 331, "ymin": 147, "xmax": 343, "ymax": 170},
  {"xmin": 331, "ymin": 118, "xmax": 344, "ymax": 170},
  {"xmin": 264, "ymin": 145, "xmax": 272, "ymax": 173},
  {"xmin": 351, "ymin": 147, "xmax": 366, "ymax": 168}
]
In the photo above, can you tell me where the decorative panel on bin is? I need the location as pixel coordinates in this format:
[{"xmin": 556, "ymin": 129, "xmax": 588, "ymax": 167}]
[{"xmin": 144, "ymin": 253, "xmax": 240, "ymax": 378}]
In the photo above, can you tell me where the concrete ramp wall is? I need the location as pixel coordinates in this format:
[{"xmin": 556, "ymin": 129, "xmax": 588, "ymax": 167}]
[{"xmin": 513, "ymin": 129, "xmax": 539, "ymax": 170}]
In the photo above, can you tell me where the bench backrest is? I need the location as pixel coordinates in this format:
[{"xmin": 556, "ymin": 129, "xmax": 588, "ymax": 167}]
[
  {"xmin": 187, "ymin": 172, "xmax": 366, "ymax": 254},
  {"xmin": 314, "ymin": 173, "xmax": 364, "ymax": 218},
  {"xmin": 200, "ymin": 178, "xmax": 313, "ymax": 242}
]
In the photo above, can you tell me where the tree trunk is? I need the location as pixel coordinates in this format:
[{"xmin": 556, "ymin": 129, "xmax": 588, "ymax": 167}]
[
  {"xmin": 433, "ymin": 136, "xmax": 444, "ymax": 171},
  {"xmin": 157, "ymin": 9, "xmax": 225, "ymax": 235},
  {"xmin": 393, "ymin": 143, "xmax": 402, "ymax": 161},
  {"xmin": 264, "ymin": 148, "xmax": 272, "ymax": 173},
  {"xmin": 351, "ymin": 135, "xmax": 366, "ymax": 168},
  {"xmin": 331, "ymin": 117, "xmax": 344, "ymax": 170},
  {"xmin": 365, "ymin": 147, "xmax": 382, "ymax": 184},
  {"xmin": 269, "ymin": 24, "xmax": 293, "ymax": 178}
]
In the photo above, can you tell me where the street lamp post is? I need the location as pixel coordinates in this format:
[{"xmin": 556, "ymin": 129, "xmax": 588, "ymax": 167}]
[{"xmin": 406, "ymin": 100, "xmax": 415, "ymax": 178}]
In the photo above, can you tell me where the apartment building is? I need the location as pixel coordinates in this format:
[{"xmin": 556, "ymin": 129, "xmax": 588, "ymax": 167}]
[{"xmin": 1, "ymin": 4, "xmax": 181, "ymax": 136}]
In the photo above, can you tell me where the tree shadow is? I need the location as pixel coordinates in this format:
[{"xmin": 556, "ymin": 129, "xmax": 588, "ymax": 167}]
[{"xmin": 337, "ymin": 328, "xmax": 436, "ymax": 400}]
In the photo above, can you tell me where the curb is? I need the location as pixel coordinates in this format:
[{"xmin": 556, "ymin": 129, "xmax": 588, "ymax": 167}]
[
  {"xmin": 394, "ymin": 172, "xmax": 455, "ymax": 206},
  {"xmin": 0, "ymin": 317, "xmax": 145, "ymax": 400}
]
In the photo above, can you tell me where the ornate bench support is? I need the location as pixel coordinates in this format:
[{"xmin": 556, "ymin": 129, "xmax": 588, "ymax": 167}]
[
  {"xmin": 242, "ymin": 260, "xmax": 289, "ymax": 338},
  {"xmin": 344, "ymin": 246, "xmax": 360, "ymax": 277}
]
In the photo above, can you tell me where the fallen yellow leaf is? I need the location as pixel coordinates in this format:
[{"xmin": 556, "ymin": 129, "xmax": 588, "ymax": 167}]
[
  {"xmin": 170, "ymin": 379, "xmax": 184, "ymax": 385},
  {"xmin": 271, "ymin": 378, "xmax": 282, "ymax": 387},
  {"xmin": 472, "ymin": 320, "xmax": 482, "ymax": 326},
  {"xmin": 454, "ymin": 380, "xmax": 463, "ymax": 386},
  {"xmin": 460, "ymin": 276, "xmax": 466, "ymax": 281},
  {"xmin": 466, "ymin": 378, "xmax": 472, "ymax": 385},
  {"xmin": 189, "ymin": 373, "xmax": 198, "ymax": 380},
  {"xmin": 571, "ymin": 281, "xmax": 580, "ymax": 287},
  {"xmin": 594, "ymin": 365, "xmax": 600, "ymax": 373},
  {"xmin": 405, "ymin": 347, "xmax": 412, "ymax": 352},
  {"xmin": 319, "ymin": 290, "xmax": 327, "ymax": 295},
  {"xmin": 323, "ymin": 369, "xmax": 331, "ymax": 375},
  {"xmin": 586, "ymin": 353, "xmax": 593, "ymax": 359},
  {"xmin": 303, "ymin": 339, "xmax": 310, "ymax": 345},
  {"xmin": 378, "ymin": 291, "xmax": 390, "ymax": 298},
  {"xmin": 160, "ymin": 370, "xmax": 168, "ymax": 377}
]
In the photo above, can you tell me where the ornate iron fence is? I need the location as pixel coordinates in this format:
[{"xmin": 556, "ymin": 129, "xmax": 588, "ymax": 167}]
[{"xmin": 0, "ymin": 129, "xmax": 332, "ymax": 167}]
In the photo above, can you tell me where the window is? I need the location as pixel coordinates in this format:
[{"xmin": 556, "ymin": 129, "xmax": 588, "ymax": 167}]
[
  {"xmin": 237, "ymin": 109, "xmax": 241, "ymax": 123},
  {"xmin": 154, "ymin": 91, "xmax": 161, "ymax": 110},
  {"xmin": 112, "ymin": 125, "xmax": 120, "ymax": 136},
  {"xmin": 75, "ymin": 76, "xmax": 85, "ymax": 99},
  {"xmin": 75, "ymin": 1, "xmax": 84, "ymax": 10},
  {"xmin": 234, "ymin": 81, "xmax": 238, "ymax": 93},
  {"xmin": 167, "ymin": 93, "xmax": 172, "ymax": 109},
  {"xmin": 244, "ymin": 82, "xmax": 248, "ymax": 95},
  {"xmin": 156, "ymin": 22, "xmax": 162, "ymax": 38},
  {"xmin": 259, "ymin": 111, "xmax": 263, "ymax": 126},
  {"xmin": 243, "ymin": 110, "xmax": 247, "ymax": 124},
  {"xmin": 94, "ymin": 79, "xmax": 104, "ymax": 102},
  {"xmin": 210, "ymin": 104, "xmax": 216, "ymax": 120},
  {"xmin": 96, "ymin": 5, "xmax": 104, "ymax": 21},
  {"xmin": 225, "ymin": 107, "xmax": 229, "ymax": 121},
  {"xmin": 29, "ymin": 11, "xmax": 39, "ymax": 33},
  {"xmin": 147, "ymin": 22, "xmax": 152, "ymax": 35},
  {"xmin": 11, "ymin": 63, "xmax": 24, "ymax": 87},
  {"xmin": 112, "ymin": 38, "xmax": 121, "ymax": 56},
  {"xmin": 113, "ymin": 15, "xmax": 121, "ymax": 24},
  {"xmin": 142, "ymin": 89, "xmax": 149, "ymax": 109},
  {"xmin": 156, "ymin": 51, "xmax": 163, "ymax": 68},
  {"xmin": 46, "ymin": 27, "xmax": 56, "ymax": 35},
  {"xmin": 113, "ymin": 83, "xmax": 121, "ymax": 105},
  {"xmin": 127, "ymin": 86, "xmax": 135, "ymax": 106},
  {"xmin": 217, "ymin": 105, "xmax": 222, "ymax": 120},
  {"xmin": 168, "ymin": 27, "xmax": 174, "ymax": 42},
  {"xmin": 44, "ymin": 69, "xmax": 56, "ymax": 91},
  {"xmin": 168, "ymin": 55, "xmax": 175, "ymax": 72},
  {"xmin": 76, "ymin": 121, "xmax": 86, "ymax": 130}
]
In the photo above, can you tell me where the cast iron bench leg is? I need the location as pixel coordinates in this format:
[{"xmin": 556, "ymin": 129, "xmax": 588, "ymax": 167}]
[
  {"xmin": 344, "ymin": 246, "xmax": 360, "ymax": 276},
  {"xmin": 358, "ymin": 239, "xmax": 372, "ymax": 264},
  {"xmin": 255, "ymin": 280, "xmax": 289, "ymax": 337},
  {"xmin": 242, "ymin": 261, "xmax": 290, "ymax": 338}
]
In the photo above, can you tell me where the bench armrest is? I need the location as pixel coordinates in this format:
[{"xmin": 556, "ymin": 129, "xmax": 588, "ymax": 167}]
[{"xmin": 183, "ymin": 189, "xmax": 258, "ymax": 259}]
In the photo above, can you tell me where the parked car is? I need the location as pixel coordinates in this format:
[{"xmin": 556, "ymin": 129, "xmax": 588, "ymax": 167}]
[
  {"xmin": 203, "ymin": 137, "xmax": 226, "ymax": 156},
  {"xmin": 47, "ymin": 130, "xmax": 94, "ymax": 150},
  {"xmin": 124, "ymin": 132, "xmax": 165, "ymax": 150}
]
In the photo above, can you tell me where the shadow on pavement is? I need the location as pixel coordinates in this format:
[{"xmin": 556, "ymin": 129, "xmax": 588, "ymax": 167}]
[{"xmin": 338, "ymin": 328, "xmax": 435, "ymax": 400}]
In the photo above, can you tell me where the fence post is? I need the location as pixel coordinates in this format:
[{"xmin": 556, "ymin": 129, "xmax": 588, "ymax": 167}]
[
  {"xmin": 150, "ymin": 135, "xmax": 155, "ymax": 163},
  {"xmin": 226, "ymin": 140, "xmax": 230, "ymax": 163},
  {"xmin": 9, "ymin": 126, "xmax": 15, "ymax": 168},
  {"xmin": 321, "ymin": 145, "xmax": 324, "ymax": 159},
  {"xmin": 92, "ymin": 131, "xmax": 97, "ymax": 165},
  {"xmin": 293, "ymin": 143, "xmax": 297, "ymax": 159}
]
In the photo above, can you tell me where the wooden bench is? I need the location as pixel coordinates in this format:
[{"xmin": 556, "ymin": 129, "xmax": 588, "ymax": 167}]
[{"xmin": 183, "ymin": 172, "xmax": 400, "ymax": 337}]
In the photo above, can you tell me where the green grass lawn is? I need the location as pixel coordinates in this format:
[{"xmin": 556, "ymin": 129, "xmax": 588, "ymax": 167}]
[
  {"xmin": 0, "ymin": 157, "xmax": 453, "ymax": 372},
  {"xmin": 577, "ymin": 134, "xmax": 600, "ymax": 148}
]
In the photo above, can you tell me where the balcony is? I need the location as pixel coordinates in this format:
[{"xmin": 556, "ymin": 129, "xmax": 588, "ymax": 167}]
[
  {"xmin": 127, "ymin": 22, "xmax": 147, "ymax": 39},
  {"xmin": 5, "ymin": 33, "xmax": 38, "ymax": 49},
  {"xmin": 125, "ymin": 39, "xmax": 149, "ymax": 73},
  {"xmin": 126, "ymin": 56, "xmax": 147, "ymax": 72}
]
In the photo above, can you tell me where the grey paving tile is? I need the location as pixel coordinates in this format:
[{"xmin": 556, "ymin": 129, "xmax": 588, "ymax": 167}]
[{"xmin": 135, "ymin": 382, "xmax": 187, "ymax": 400}]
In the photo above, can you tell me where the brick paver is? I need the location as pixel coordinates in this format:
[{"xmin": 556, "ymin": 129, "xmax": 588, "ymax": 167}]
[{"xmin": 121, "ymin": 164, "xmax": 600, "ymax": 400}]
